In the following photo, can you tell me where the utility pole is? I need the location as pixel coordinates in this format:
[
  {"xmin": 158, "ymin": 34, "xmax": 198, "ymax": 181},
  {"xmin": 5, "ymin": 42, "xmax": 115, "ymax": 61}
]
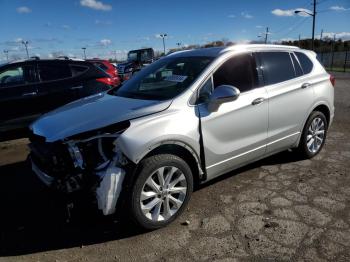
[
  {"xmin": 159, "ymin": 33, "xmax": 167, "ymax": 55},
  {"xmin": 312, "ymin": 0, "xmax": 316, "ymax": 50},
  {"xmin": 3, "ymin": 50, "xmax": 9, "ymax": 62},
  {"xmin": 320, "ymin": 29, "xmax": 323, "ymax": 40},
  {"xmin": 299, "ymin": 34, "xmax": 301, "ymax": 47},
  {"xmin": 264, "ymin": 27, "xmax": 269, "ymax": 44},
  {"xmin": 82, "ymin": 47, "xmax": 87, "ymax": 59},
  {"xmin": 21, "ymin": 40, "xmax": 29, "ymax": 59},
  {"xmin": 331, "ymin": 34, "xmax": 336, "ymax": 70}
]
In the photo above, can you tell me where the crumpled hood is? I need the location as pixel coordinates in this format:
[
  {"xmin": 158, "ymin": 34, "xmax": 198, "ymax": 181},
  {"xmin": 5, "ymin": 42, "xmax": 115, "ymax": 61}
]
[{"xmin": 31, "ymin": 92, "xmax": 171, "ymax": 142}]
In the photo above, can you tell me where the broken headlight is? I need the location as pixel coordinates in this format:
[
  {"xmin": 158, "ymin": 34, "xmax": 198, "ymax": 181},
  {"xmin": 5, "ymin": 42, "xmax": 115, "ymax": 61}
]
[{"xmin": 65, "ymin": 121, "xmax": 130, "ymax": 171}]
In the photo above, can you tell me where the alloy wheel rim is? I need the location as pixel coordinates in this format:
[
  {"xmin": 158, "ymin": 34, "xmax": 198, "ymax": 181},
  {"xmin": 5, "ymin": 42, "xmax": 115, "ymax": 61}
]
[
  {"xmin": 140, "ymin": 166, "xmax": 187, "ymax": 222},
  {"xmin": 307, "ymin": 117, "xmax": 325, "ymax": 153}
]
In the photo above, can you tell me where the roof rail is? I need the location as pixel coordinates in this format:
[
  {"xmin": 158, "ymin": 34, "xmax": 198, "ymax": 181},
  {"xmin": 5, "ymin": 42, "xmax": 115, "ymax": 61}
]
[
  {"xmin": 56, "ymin": 56, "xmax": 70, "ymax": 60},
  {"xmin": 29, "ymin": 56, "xmax": 40, "ymax": 60},
  {"xmin": 221, "ymin": 44, "xmax": 300, "ymax": 54}
]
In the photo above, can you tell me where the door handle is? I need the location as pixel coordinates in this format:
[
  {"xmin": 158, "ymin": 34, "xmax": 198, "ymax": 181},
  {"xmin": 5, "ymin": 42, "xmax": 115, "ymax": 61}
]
[
  {"xmin": 252, "ymin": 97, "xmax": 265, "ymax": 105},
  {"xmin": 301, "ymin": 83, "xmax": 311, "ymax": 89},
  {"xmin": 71, "ymin": 85, "xmax": 83, "ymax": 90},
  {"xmin": 22, "ymin": 92, "xmax": 37, "ymax": 96}
]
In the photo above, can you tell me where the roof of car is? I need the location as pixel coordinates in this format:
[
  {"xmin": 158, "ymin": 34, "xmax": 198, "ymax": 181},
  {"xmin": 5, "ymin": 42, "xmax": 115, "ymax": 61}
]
[{"xmin": 168, "ymin": 44, "xmax": 301, "ymax": 58}]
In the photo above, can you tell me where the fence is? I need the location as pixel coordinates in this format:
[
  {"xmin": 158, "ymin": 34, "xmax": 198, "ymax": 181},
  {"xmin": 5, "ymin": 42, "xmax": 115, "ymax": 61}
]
[{"xmin": 317, "ymin": 51, "xmax": 350, "ymax": 72}]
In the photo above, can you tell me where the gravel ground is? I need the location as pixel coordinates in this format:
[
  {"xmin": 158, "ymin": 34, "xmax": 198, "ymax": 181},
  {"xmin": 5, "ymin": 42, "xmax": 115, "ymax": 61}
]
[{"xmin": 0, "ymin": 72, "xmax": 349, "ymax": 262}]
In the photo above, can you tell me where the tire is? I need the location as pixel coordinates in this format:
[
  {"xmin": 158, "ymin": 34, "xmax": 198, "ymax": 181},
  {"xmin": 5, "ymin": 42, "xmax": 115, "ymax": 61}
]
[
  {"xmin": 129, "ymin": 154, "xmax": 193, "ymax": 230},
  {"xmin": 298, "ymin": 111, "xmax": 328, "ymax": 159}
]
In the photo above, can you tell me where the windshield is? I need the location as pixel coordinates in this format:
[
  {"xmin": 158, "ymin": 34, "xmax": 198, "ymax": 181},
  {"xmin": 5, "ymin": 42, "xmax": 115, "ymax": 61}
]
[
  {"xmin": 114, "ymin": 56, "xmax": 213, "ymax": 100},
  {"xmin": 128, "ymin": 52, "xmax": 138, "ymax": 61}
]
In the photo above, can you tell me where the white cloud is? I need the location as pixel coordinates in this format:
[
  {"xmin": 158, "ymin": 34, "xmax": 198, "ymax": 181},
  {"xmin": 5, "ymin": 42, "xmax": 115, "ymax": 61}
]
[
  {"xmin": 16, "ymin": 6, "xmax": 31, "ymax": 14},
  {"xmin": 279, "ymin": 38, "xmax": 296, "ymax": 42},
  {"xmin": 62, "ymin": 24, "xmax": 70, "ymax": 30},
  {"xmin": 256, "ymin": 25, "xmax": 263, "ymax": 29},
  {"xmin": 271, "ymin": 9, "xmax": 294, "ymax": 16},
  {"xmin": 237, "ymin": 39, "xmax": 251, "ymax": 44},
  {"xmin": 271, "ymin": 8, "xmax": 312, "ymax": 17},
  {"xmin": 227, "ymin": 14, "xmax": 236, "ymax": 18},
  {"xmin": 15, "ymin": 38, "xmax": 24, "ymax": 43},
  {"xmin": 330, "ymin": 6, "xmax": 349, "ymax": 11},
  {"xmin": 241, "ymin": 12, "xmax": 253, "ymax": 19},
  {"xmin": 100, "ymin": 39, "xmax": 112, "ymax": 46},
  {"xmin": 80, "ymin": 0, "xmax": 112, "ymax": 11},
  {"xmin": 321, "ymin": 32, "xmax": 350, "ymax": 40},
  {"xmin": 95, "ymin": 19, "xmax": 112, "ymax": 25}
]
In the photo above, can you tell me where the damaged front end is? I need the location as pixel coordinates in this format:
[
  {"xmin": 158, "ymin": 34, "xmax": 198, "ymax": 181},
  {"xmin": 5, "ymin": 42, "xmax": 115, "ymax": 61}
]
[{"xmin": 29, "ymin": 121, "xmax": 131, "ymax": 216}]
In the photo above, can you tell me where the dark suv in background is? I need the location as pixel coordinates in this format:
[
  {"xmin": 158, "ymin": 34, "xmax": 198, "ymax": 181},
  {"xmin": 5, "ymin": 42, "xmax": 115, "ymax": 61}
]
[
  {"xmin": 0, "ymin": 58, "xmax": 111, "ymax": 139},
  {"xmin": 117, "ymin": 48, "xmax": 154, "ymax": 81}
]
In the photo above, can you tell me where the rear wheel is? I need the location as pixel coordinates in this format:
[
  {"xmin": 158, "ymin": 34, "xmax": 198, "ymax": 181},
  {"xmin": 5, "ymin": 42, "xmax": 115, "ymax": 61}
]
[
  {"xmin": 298, "ymin": 111, "xmax": 328, "ymax": 159},
  {"xmin": 129, "ymin": 154, "xmax": 193, "ymax": 230}
]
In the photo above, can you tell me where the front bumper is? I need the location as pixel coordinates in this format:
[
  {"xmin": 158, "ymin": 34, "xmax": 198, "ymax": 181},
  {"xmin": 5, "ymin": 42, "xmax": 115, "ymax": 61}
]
[{"xmin": 31, "ymin": 158, "xmax": 126, "ymax": 216}]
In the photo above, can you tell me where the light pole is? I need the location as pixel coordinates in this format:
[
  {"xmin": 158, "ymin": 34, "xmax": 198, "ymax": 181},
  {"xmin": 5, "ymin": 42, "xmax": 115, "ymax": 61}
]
[
  {"xmin": 295, "ymin": 0, "xmax": 316, "ymax": 50},
  {"xmin": 21, "ymin": 40, "xmax": 29, "ymax": 59},
  {"xmin": 159, "ymin": 33, "xmax": 167, "ymax": 55},
  {"xmin": 3, "ymin": 50, "xmax": 9, "ymax": 62},
  {"xmin": 257, "ymin": 27, "xmax": 269, "ymax": 44},
  {"xmin": 82, "ymin": 47, "xmax": 87, "ymax": 59}
]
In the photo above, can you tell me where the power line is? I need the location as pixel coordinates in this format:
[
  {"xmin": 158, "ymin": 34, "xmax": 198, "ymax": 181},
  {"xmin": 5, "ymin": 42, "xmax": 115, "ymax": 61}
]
[{"xmin": 279, "ymin": 17, "xmax": 309, "ymax": 39}]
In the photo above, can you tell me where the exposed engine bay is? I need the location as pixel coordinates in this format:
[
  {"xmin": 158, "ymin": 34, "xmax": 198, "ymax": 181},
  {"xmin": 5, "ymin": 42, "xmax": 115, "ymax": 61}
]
[{"xmin": 29, "ymin": 121, "xmax": 130, "ymax": 216}]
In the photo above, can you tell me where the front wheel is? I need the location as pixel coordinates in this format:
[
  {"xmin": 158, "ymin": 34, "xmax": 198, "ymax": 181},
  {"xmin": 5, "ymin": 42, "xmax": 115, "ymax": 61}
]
[
  {"xmin": 129, "ymin": 154, "xmax": 193, "ymax": 230},
  {"xmin": 298, "ymin": 111, "xmax": 328, "ymax": 159}
]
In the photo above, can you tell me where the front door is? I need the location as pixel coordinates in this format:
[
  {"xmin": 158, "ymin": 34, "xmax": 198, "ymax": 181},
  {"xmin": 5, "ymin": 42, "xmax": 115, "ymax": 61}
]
[
  {"xmin": 0, "ymin": 63, "xmax": 39, "ymax": 132},
  {"xmin": 198, "ymin": 53, "xmax": 268, "ymax": 180}
]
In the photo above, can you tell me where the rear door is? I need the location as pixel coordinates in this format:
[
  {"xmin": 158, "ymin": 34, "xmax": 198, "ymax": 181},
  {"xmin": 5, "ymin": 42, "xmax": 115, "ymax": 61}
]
[
  {"xmin": 36, "ymin": 61, "xmax": 78, "ymax": 112},
  {"xmin": 0, "ymin": 63, "xmax": 40, "ymax": 132},
  {"xmin": 258, "ymin": 51, "xmax": 314, "ymax": 153}
]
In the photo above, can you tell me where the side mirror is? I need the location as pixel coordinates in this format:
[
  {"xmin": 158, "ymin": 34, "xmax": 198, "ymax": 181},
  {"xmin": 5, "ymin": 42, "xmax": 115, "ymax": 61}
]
[{"xmin": 208, "ymin": 85, "xmax": 240, "ymax": 112}]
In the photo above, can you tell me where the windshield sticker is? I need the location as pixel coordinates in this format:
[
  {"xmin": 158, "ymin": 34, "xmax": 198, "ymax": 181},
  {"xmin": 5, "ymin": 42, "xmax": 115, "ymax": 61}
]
[{"xmin": 165, "ymin": 74, "xmax": 188, "ymax": 83}]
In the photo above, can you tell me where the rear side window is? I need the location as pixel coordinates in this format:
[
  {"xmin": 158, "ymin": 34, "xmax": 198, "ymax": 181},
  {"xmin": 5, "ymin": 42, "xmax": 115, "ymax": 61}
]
[
  {"xmin": 93, "ymin": 62, "xmax": 108, "ymax": 71},
  {"xmin": 213, "ymin": 53, "xmax": 258, "ymax": 93},
  {"xmin": 38, "ymin": 64, "xmax": 72, "ymax": 81},
  {"xmin": 290, "ymin": 53, "xmax": 303, "ymax": 77},
  {"xmin": 260, "ymin": 52, "xmax": 295, "ymax": 85},
  {"xmin": 295, "ymin": 52, "xmax": 313, "ymax": 74},
  {"xmin": 70, "ymin": 64, "xmax": 89, "ymax": 76}
]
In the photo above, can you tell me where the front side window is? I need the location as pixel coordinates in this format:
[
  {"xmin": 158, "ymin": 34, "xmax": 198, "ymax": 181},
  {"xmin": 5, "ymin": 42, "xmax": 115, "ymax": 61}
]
[
  {"xmin": 115, "ymin": 56, "xmax": 213, "ymax": 100},
  {"xmin": 38, "ymin": 64, "xmax": 72, "ymax": 82},
  {"xmin": 0, "ymin": 65, "xmax": 35, "ymax": 88},
  {"xmin": 260, "ymin": 52, "xmax": 296, "ymax": 85},
  {"xmin": 213, "ymin": 53, "xmax": 259, "ymax": 93}
]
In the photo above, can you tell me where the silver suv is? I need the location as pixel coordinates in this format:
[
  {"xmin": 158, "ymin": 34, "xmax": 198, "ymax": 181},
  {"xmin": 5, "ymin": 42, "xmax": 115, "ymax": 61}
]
[{"xmin": 29, "ymin": 45, "xmax": 335, "ymax": 229}]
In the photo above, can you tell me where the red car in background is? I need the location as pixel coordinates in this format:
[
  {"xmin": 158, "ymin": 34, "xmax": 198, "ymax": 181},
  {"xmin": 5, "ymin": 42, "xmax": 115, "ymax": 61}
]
[{"xmin": 87, "ymin": 59, "xmax": 121, "ymax": 87}]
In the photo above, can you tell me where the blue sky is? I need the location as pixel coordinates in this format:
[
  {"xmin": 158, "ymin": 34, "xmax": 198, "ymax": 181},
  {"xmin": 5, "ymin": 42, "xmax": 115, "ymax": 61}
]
[{"xmin": 1, "ymin": 0, "xmax": 349, "ymax": 61}]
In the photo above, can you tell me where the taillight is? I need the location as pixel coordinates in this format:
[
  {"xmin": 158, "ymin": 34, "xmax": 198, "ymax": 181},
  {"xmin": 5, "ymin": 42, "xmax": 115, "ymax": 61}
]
[
  {"xmin": 96, "ymin": 77, "xmax": 112, "ymax": 86},
  {"xmin": 330, "ymin": 75, "xmax": 335, "ymax": 87}
]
